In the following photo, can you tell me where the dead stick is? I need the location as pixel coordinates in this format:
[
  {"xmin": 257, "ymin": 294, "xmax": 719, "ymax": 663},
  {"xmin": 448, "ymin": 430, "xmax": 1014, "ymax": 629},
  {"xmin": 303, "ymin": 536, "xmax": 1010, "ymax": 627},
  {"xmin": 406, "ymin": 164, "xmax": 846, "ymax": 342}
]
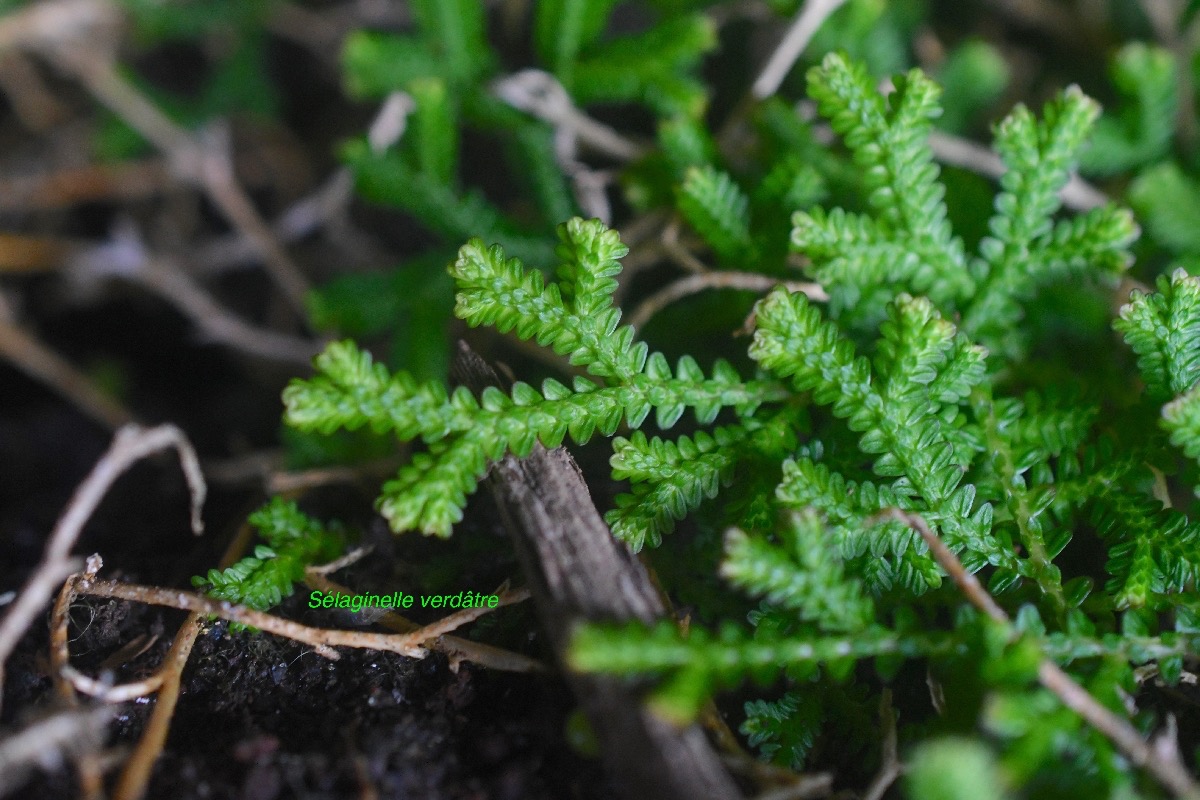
[
  {"xmin": 113, "ymin": 515, "xmax": 258, "ymax": 800},
  {"xmin": 451, "ymin": 341, "xmax": 743, "ymax": 800},
  {"xmin": 881, "ymin": 509, "xmax": 1200, "ymax": 800},
  {"xmin": 0, "ymin": 425, "xmax": 203, "ymax": 681}
]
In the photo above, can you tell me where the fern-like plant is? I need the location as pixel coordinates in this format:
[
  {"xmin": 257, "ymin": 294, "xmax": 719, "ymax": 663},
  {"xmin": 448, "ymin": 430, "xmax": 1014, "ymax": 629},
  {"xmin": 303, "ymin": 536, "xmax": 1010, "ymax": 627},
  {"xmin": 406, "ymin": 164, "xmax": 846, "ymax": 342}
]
[{"xmin": 242, "ymin": 51, "xmax": 1200, "ymax": 798}]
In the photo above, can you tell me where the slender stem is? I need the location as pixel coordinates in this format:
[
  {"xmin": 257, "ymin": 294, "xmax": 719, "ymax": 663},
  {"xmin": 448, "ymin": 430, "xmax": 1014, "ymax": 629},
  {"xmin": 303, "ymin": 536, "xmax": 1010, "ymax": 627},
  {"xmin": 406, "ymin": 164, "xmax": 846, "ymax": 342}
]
[
  {"xmin": 884, "ymin": 508, "xmax": 1200, "ymax": 800},
  {"xmin": 0, "ymin": 425, "xmax": 204, "ymax": 673},
  {"xmin": 752, "ymin": 0, "xmax": 847, "ymax": 99},
  {"xmin": 628, "ymin": 271, "xmax": 826, "ymax": 329}
]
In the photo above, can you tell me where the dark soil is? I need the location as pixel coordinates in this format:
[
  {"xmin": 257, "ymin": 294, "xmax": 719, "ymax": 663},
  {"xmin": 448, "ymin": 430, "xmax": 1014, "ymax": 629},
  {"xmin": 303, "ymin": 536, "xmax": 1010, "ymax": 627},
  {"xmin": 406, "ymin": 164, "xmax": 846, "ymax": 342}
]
[
  {"xmin": 0, "ymin": 8, "xmax": 618, "ymax": 789},
  {"xmin": 1, "ymin": 398, "xmax": 615, "ymax": 799}
]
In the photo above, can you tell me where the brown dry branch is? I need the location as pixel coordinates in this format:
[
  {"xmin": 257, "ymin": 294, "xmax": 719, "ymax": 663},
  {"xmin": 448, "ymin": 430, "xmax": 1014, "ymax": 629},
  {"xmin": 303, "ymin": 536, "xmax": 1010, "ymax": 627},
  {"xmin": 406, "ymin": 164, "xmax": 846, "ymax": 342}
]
[
  {"xmin": 0, "ymin": 0, "xmax": 312, "ymax": 315},
  {"xmin": 660, "ymin": 217, "xmax": 712, "ymax": 275},
  {"xmin": 112, "ymin": 615, "xmax": 204, "ymax": 800},
  {"xmin": 492, "ymin": 69, "xmax": 648, "ymax": 222},
  {"xmin": 751, "ymin": 0, "xmax": 848, "ymax": 100},
  {"xmin": 452, "ymin": 342, "xmax": 744, "ymax": 800},
  {"xmin": 0, "ymin": 49, "xmax": 68, "ymax": 130},
  {"xmin": 0, "ymin": 292, "xmax": 135, "ymax": 429},
  {"xmin": 860, "ymin": 689, "xmax": 902, "ymax": 800},
  {"xmin": 0, "ymin": 707, "xmax": 113, "ymax": 799},
  {"xmin": 73, "ymin": 577, "xmax": 530, "ymax": 661},
  {"xmin": 111, "ymin": 515, "xmax": 259, "ymax": 800},
  {"xmin": 0, "ymin": 424, "xmax": 204, "ymax": 693},
  {"xmin": 880, "ymin": 509, "xmax": 1200, "ymax": 800},
  {"xmin": 628, "ymin": 271, "xmax": 827, "ymax": 330},
  {"xmin": 69, "ymin": 224, "xmax": 321, "ymax": 365},
  {"xmin": 302, "ymin": 571, "xmax": 546, "ymax": 674}
]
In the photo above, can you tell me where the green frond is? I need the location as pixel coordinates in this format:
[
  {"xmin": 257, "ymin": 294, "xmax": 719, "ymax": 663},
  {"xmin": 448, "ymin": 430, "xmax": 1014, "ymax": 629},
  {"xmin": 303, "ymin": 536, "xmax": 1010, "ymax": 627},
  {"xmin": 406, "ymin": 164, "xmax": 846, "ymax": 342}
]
[
  {"xmin": 286, "ymin": 345, "xmax": 782, "ymax": 536},
  {"xmin": 758, "ymin": 156, "xmax": 826, "ymax": 213},
  {"xmin": 741, "ymin": 692, "xmax": 822, "ymax": 771},
  {"xmin": 1080, "ymin": 43, "xmax": 1176, "ymax": 176},
  {"xmin": 1130, "ymin": 163, "xmax": 1200, "ymax": 256},
  {"xmin": 722, "ymin": 512, "xmax": 875, "ymax": 632},
  {"xmin": 192, "ymin": 499, "xmax": 344, "ymax": 611},
  {"xmin": 410, "ymin": 0, "xmax": 489, "ymax": 83},
  {"xmin": 1163, "ymin": 384, "xmax": 1200, "ymax": 460},
  {"xmin": 606, "ymin": 417, "xmax": 796, "ymax": 550},
  {"xmin": 677, "ymin": 165, "xmax": 754, "ymax": 263},
  {"xmin": 341, "ymin": 32, "xmax": 440, "ymax": 99},
  {"xmin": 451, "ymin": 234, "xmax": 646, "ymax": 381},
  {"xmin": 875, "ymin": 294, "xmax": 958, "ymax": 400},
  {"xmin": 569, "ymin": 620, "xmax": 952, "ymax": 721},
  {"xmin": 749, "ymin": 287, "xmax": 875, "ymax": 425},
  {"xmin": 533, "ymin": 0, "xmax": 616, "ymax": 88},
  {"xmin": 1093, "ymin": 492, "xmax": 1200, "ymax": 609},
  {"xmin": 345, "ymin": 141, "xmax": 555, "ymax": 267},
  {"xmin": 791, "ymin": 207, "xmax": 970, "ymax": 309},
  {"xmin": 552, "ymin": 217, "xmax": 627, "ymax": 317},
  {"xmin": 801, "ymin": 53, "xmax": 970, "ymax": 306},
  {"xmin": 571, "ymin": 14, "xmax": 716, "ymax": 117},
  {"xmin": 287, "ymin": 219, "xmax": 791, "ymax": 536},
  {"xmin": 606, "ymin": 426, "xmax": 742, "ymax": 550},
  {"xmin": 1037, "ymin": 205, "xmax": 1138, "ymax": 280},
  {"xmin": 963, "ymin": 87, "xmax": 1121, "ymax": 347},
  {"xmin": 1115, "ymin": 268, "xmax": 1200, "ymax": 399},
  {"xmin": 659, "ymin": 116, "xmax": 717, "ymax": 176},
  {"xmin": 407, "ymin": 77, "xmax": 458, "ymax": 186},
  {"xmin": 378, "ymin": 435, "xmax": 488, "ymax": 537},
  {"xmin": 775, "ymin": 459, "xmax": 943, "ymax": 594}
]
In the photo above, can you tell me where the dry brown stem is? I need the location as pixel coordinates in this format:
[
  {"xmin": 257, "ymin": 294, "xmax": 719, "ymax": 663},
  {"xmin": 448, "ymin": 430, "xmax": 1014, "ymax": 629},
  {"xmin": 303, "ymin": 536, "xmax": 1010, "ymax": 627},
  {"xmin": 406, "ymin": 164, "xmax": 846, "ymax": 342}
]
[
  {"xmin": 0, "ymin": 0, "xmax": 313, "ymax": 315},
  {"xmin": 751, "ymin": 0, "xmax": 847, "ymax": 99},
  {"xmin": 302, "ymin": 572, "xmax": 545, "ymax": 674},
  {"xmin": 0, "ymin": 424, "xmax": 204, "ymax": 678},
  {"xmin": 881, "ymin": 509, "xmax": 1200, "ymax": 800},
  {"xmin": 74, "ymin": 577, "xmax": 530, "ymax": 661},
  {"xmin": 628, "ymin": 271, "xmax": 827, "ymax": 330}
]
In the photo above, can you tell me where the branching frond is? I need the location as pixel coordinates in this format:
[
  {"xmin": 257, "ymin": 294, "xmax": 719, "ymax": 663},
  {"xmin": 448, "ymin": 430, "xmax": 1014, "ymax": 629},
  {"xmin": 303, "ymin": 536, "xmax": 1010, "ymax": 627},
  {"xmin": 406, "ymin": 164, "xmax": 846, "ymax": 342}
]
[
  {"xmin": 963, "ymin": 89, "xmax": 1137, "ymax": 348},
  {"xmin": 285, "ymin": 218, "xmax": 787, "ymax": 537},
  {"xmin": 796, "ymin": 55, "xmax": 971, "ymax": 311},
  {"xmin": 722, "ymin": 512, "xmax": 875, "ymax": 633},
  {"xmin": 677, "ymin": 165, "xmax": 755, "ymax": 263},
  {"xmin": 1093, "ymin": 492, "xmax": 1200, "ymax": 609},
  {"xmin": 1115, "ymin": 268, "xmax": 1200, "ymax": 400}
]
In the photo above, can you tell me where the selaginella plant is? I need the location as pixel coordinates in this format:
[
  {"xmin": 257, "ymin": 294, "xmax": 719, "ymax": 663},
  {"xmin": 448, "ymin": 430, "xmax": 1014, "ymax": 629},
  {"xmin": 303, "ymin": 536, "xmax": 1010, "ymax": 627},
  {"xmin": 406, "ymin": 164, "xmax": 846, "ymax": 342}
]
[{"xmin": 203, "ymin": 52, "xmax": 1200, "ymax": 797}]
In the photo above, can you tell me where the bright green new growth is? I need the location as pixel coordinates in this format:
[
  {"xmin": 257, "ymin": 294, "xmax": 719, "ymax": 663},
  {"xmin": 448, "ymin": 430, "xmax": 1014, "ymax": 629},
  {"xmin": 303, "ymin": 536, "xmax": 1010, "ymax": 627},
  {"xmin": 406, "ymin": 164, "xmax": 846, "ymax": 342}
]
[
  {"xmin": 275, "ymin": 51, "xmax": 1200, "ymax": 793},
  {"xmin": 794, "ymin": 53, "xmax": 1137, "ymax": 358},
  {"xmin": 192, "ymin": 498, "xmax": 344, "ymax": 611},
  {"xmin": 285, "ymin": 217, "xmax": 786, "ymax": 542}
]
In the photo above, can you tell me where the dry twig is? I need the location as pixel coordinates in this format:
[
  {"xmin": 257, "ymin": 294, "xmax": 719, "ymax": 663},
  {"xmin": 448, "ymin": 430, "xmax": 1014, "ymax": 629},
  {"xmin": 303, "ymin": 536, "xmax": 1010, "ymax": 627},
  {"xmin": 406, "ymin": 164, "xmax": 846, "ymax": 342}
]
[
  {"xmin": 881, "ymin": 509, "xmax": 1200, "ymax": 800},
  {"xmin": 0, "ymin": 707, "xmax": 113, "ymax": 799},
  {"xmin": 628, "ymin": 271, "xmax": 827, "ymax": 330},
  {"xmin": 860, "ymin": 689, "xmax": 902, "ymax": 800},
  {"xmin": 73, "ymin": 577, "xmax": 529, "ymax": 661},
  {"xmin": 302, "ymin": 571, "xmax": 545, "ymax": 674},
  {"xmin": 69, "ymin": 223, "xmax": 321, "ymax": 365},
  {"xmin": 0, "ymin": 0, "xmax": 312, "ymax": 314},
  {"xmin": 0, "ymin": 424, "xmax": 204, "ymax": 684},
  {"xmin": 751, "ymin": 0, "xmax": 848, "ymax": 99}
]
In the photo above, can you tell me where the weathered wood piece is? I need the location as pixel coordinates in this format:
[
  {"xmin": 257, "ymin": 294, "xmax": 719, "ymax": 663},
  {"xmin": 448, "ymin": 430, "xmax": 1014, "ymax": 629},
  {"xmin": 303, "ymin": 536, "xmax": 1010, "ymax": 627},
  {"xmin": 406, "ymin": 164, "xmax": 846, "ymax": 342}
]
[{"xmin": 451, "ymin": 341, "xmax": 743, "ymax": 800}]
